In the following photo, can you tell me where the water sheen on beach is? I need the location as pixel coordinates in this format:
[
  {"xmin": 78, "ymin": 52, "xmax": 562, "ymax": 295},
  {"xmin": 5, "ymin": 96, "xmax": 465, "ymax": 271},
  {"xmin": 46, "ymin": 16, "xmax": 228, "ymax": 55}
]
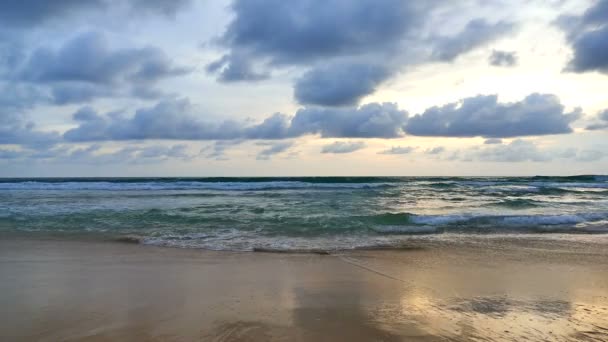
[{"xmin": 2, "ymin": 176, "xmax": 608, "ymax": 251}]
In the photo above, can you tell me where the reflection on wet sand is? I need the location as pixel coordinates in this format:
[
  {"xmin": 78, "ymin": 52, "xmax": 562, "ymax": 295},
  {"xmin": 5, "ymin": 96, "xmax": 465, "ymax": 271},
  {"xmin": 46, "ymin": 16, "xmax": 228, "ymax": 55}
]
[{"xmin": 1, "ymin": 238, "xmax": 608, "ymax": 341}]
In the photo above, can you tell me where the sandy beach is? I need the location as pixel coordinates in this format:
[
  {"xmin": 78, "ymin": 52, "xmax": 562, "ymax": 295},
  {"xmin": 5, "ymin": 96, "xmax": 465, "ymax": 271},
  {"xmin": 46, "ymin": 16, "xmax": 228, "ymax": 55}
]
[{"xmin": 1, "ymin": 236, "xmax": 607, "ymax": 341}]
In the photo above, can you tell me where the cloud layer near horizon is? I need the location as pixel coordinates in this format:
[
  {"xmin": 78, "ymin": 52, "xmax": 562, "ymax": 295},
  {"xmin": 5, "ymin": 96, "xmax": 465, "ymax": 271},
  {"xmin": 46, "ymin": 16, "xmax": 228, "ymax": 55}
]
[{"xmin": 2, "ymin": 93, "xmax": 576, "ymax": 146}]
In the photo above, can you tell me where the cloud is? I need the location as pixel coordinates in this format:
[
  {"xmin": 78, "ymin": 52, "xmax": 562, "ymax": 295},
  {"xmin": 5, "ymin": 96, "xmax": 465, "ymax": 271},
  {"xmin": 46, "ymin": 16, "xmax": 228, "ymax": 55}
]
[
  {"xmin": 19, "ymin": 31, "xmax": 188, "ymax": 84},
  {"xmin": 63, "ymin": 99, "xmax": 409, "ymax": 142},
  {"xmin": 64, "ymin": 99, "xmax": 243, "ymax": 141},
  {"xmin": 586, "ymin": 109, "xmax": 608, "ymax": 130},
  {"xmin": 470, "ymin": 139, "xmax": 552, "ymax": 162},
  {"xmin": 213, "ymin": 0, "xmax": 427, "ymax": 67},
  {"xmin": 0, "ymin": 123, "xmax": 61, "ymax": 147},
  {"xmin": 63, "ymin": 99, "xmax": 296, "ymax": 142},
  {"xmin": 294, "ymin": 62, "xmax": 391, "ymax": 106},
  {"xmin": 0, "ymin": 0, "xmax": 104, "ymax": 27},
  {"xmin": 289, "ymin": 102, "xmax": 408, "ymax": 138},
  {"xmin": 256, "ymin": 141, "xmax": 294, "ymax": 160},
  {"xmin": 205, "ymin": 1, "xmax": 518, "ymax": 107},
  {"xmin": 4, "ymin": 31, "xmax": 189, "ymax": 104},
  {"xmin": 0, "ymin": 148, "xmax": 24, "ymax": 159},
  {"xmin": 205, "ymin": 53, "xmax": 269, "ymax": 82},
  {"xmin": 432, "ymin": 19, "xmax": 514, "ymax": 62},
  {"xmin": 50, "ymin": 83, "xmax": 115, "ymax": 105},
  {"xmin": 1, "ymin": 143, "xmax": 194, "ymax": 163},
  {"xmin": 136, "ymin": 144, "xmax": 191, "ymax": 160},
  {"xmin": 0, "ymin": 0, "xmax": 191, "ymax": 28},
  {"xmin": 575, "ymin": 149, "xmax": 605, "ymax": 162},
  {"xmin": 558, "ymin": 0, "xmax": 608, "ymax": 74},
  {"xmin": 127, "ymin": 0, "xmax": 192, "ymax": 17},
  {"xmin": 461, "ymin": 139, "xmax": 607, "ymax": 163},
  {"xmin": 246, "ymin": 113, "xmax": 291, "ymax": 139},
  {"xmin": 405, "ymin": 93, "xmax": 581, "ymax": 138},
  {"xmin": 378, "ymin": 146, "xmax": 417, "ymax": 155},
  {"xmin": 489, "ymin": 50, "xmax": 517, "ymax": 67},
  {"xmin": 201, "ymin": 140, "xmax": 245, "ymax": 160},
  {"xmin": 0, "ymin": 85, "xmax": 60, "ymax": 147},
  {"xmin": 0, "ymin": 83, "xmax": 49, "ymax": 115},
  {"xmin": 321, "ymin": 141, "xmax": 366, "ymax": 154},
  {"xmin": 425, "ymin": 146, "xmax": 445, "ymax": 155},
  {"xmin": 484, "ymin": 138, "xmax": 503, "ymax": 144},
  {"xmin": 567, "ymin": 26, "xmax": 608, "ymax": 74},
  {"xmin": 57, "ymin": 92, "xmax": 583, "ymax": 145}
]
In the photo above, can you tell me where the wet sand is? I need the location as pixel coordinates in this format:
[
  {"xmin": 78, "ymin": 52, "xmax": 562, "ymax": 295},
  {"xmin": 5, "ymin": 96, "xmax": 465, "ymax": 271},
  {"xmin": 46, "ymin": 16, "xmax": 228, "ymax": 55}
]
[{"xmin": 1, "ymin": 237, "xmax": 608, "ymax": 341}]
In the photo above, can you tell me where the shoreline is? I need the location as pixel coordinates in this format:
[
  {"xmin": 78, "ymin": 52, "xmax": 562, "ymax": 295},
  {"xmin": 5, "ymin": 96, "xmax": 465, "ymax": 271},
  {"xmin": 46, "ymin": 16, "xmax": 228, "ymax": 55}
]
[{"xmin": 1, "ymin": 236, "xmax": 608, "ymax": 341}]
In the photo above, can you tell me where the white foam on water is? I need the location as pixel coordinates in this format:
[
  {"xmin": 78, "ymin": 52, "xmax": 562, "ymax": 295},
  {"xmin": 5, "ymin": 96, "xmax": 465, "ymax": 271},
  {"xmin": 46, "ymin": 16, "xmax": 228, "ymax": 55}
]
[
  {"xmin": 500, "ymin": 213, "xmax": 608, "ymax": 226},
  {"xmin": 411, "ymin": 214, "xmax": 472, "ymax": 225},
  {"xmin": 371, "ymin": 225, "xmax": 438, "ymax": 234}
]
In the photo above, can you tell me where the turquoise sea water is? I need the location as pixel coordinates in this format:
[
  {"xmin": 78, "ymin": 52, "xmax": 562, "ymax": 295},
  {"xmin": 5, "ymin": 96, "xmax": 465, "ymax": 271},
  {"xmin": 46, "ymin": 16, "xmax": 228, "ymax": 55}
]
[{"xmin": 1, "ymin": 176, "xmax": 608, "ymax": 251}]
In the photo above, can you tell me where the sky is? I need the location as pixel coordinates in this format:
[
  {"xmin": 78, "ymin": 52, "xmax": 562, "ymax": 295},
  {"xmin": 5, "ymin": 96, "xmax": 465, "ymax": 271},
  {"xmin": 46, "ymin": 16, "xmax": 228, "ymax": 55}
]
[{"xmin": 0, "ymin": 0, "xmax": 607, "ymax": 177}]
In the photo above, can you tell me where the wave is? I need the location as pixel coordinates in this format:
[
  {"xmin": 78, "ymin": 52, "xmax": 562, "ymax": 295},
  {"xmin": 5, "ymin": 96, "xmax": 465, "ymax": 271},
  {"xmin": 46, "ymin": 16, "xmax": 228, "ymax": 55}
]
[
  {"xmin": 360, "ymin": 212, "xmax": 608, "ymax": 234},
  {"xmin": 0, "ymin": 180, "xmax": 394, "ymax": 191},
  {"xmin": 0, "ymin": 176, "xmax": 606, "ymax": 196},
  {"xmin": 138, "ymin": 229, "xmax": 608, "ymax": 252},
  {"xmin": 488, "ymin": 199, "xmax": 542, "ymax": 208},
  {"xmin": 4, "ymin": 210, "xmax": 608, "ymax": 252}
]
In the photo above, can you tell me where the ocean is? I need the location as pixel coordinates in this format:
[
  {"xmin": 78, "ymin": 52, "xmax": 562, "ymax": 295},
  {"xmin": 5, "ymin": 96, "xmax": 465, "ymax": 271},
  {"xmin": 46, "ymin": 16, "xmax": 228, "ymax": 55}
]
[{"xmin": 1, "ymin": 176, "xmax": 608, "ymax": 251}]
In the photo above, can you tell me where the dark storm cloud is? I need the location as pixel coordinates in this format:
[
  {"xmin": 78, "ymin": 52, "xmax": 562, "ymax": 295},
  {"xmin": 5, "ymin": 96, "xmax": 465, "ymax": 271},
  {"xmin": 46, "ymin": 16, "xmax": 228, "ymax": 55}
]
[
  {"xmin": 378, "ymin": 146, "xmax": 417, "ymax": 155},
  {"xmin": 558, "ymin": 0, "xmax": 608, "ymax": 74},
  {"xmin": 432, "ymin": 19, "xmax": 514, "ymax": 62},
  {"xmin": 289, "ymin": 103, "xmax": 408, "ymax": 138},
  {"xmin": 0, "ymin": 0, "xmax": 191, "ymax": 27},
  {"xmin": 489, "ymin": 50, "xmax": 517, "ymax": 67},
  {"xmin": 405, "ymin": 93, "xmax": 580, "ymax": 138},
  {"xmin": 294, "ymin": 63, "xmax": 391, "ymax": 106},
  {"xmin": 321, "ymin": 141, "xmax": 366, "ymax": 154}
]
